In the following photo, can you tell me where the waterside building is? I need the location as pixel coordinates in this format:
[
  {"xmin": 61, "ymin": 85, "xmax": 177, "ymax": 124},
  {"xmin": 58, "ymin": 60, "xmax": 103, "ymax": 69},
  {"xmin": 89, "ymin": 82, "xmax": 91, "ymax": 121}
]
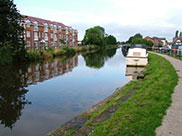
[{"xmin": 23, "ymin": 15, "xmax": 78, "ymax": 50}]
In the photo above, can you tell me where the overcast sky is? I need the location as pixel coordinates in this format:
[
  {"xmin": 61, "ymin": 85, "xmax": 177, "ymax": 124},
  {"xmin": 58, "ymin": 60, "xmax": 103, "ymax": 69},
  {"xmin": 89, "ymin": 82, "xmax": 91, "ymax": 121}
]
[{"xmin": 14, "ymin": 0, "xmax": 182, "ymax": 42}]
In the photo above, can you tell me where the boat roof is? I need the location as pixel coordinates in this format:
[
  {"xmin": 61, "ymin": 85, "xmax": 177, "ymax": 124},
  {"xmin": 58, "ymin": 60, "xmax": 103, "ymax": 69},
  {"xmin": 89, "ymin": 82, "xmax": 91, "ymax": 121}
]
[{"xmin": 130, "ymin": 44, "xmax": 147, "ymax": 49}]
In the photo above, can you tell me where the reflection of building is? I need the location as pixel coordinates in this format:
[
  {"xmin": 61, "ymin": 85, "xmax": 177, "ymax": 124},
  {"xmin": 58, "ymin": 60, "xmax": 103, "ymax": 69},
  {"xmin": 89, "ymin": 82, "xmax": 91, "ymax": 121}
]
[
  {"xmin": 26, "ymin": 56, "xmax": 78, "ymax": 85},
  {"xmin": 125, "ymin": 66, "xmax": 145, "ymax": 81},
  {"xmin": 23, "ymin": 15, "xmax": 78, "ymax": 50}
]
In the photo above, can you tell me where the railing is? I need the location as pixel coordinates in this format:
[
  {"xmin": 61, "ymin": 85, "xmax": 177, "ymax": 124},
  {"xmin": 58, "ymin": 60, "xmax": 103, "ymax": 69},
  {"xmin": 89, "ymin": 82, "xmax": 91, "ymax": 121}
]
[{"xmin": 149, "ymin": 47, "xmax": 182, "ymax": 59}]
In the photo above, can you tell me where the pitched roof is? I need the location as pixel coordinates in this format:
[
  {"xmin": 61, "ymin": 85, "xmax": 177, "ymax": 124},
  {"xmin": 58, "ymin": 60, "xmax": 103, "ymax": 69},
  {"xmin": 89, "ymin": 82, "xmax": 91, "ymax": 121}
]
[{"xmin": 23, "ymin": 15, "xmax": 66, "ymax": 28}]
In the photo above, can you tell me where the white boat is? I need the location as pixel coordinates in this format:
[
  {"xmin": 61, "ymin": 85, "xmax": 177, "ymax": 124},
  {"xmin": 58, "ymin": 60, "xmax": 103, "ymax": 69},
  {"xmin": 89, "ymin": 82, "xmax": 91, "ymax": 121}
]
[{"xmin": 126, "ymin": 44, "xmax": 148, "ymax": 66}]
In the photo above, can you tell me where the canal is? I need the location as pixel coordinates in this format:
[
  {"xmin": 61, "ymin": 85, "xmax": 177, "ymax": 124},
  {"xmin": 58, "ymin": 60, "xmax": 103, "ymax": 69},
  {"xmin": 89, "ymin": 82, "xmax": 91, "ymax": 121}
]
[{"xmin": 0, "ymin": 48, "xmax": 129, "ymax": 136}]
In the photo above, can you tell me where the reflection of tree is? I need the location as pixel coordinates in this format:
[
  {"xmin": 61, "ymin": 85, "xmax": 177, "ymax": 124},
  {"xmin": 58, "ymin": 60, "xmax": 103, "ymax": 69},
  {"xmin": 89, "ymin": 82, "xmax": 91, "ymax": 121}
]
[
  {"xmin": 0, "ymin": 65, "xmax": 31, "ymax": 129},
  {"xmin": 82, "ymin": 48, "xmax": 117, "ymax": 69}
]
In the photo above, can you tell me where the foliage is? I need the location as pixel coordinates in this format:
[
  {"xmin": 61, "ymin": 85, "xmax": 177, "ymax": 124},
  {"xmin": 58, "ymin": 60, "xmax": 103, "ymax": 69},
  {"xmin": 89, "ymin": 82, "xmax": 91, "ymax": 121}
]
[
  {"xmin": 147, "ymin": 40, "xmax": 154, "ymax": 47},
  {"xmin": 82, "ymin": 26, "xmax": 106, "ymax": 46},
  {"xmin": 0, "ymin": 0, "xmax": 26, "ymax": 64},
  {"xmin": 126, "ymin": 33, "xmax": 153, "ymax": 47},
  {"xmin": 105, "ymin": 35, "xmax": 117, "ymax": 45},
  {"xmin": 62, "ymin": 46, "xmax": 76, "ymax": 56},
  {"xmin": 82, "ymin": 26, "xmax": 117, "ymax": 46}
]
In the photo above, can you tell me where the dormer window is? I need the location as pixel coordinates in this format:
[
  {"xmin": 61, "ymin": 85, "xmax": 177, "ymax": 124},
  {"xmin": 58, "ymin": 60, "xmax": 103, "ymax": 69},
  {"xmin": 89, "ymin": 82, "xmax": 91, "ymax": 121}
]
[
  {"xmin": 50, "ymin": 24, "xmax": 53, "ymax": 30},
  {"xmin": 59, "ymin": 26, "xmax": 62, "ymax": 31},
  {"xmin": 33, "ymin": 21, "xmax": 38, "ymax": 31},
  {"xmin": 25, "ymin": 19, "xmax": 31, "ymax": 27}
]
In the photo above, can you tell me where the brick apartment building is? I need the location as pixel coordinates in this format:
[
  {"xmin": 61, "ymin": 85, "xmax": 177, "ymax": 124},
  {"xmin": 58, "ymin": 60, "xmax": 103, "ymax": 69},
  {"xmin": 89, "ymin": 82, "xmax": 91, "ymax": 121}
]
[{"xmin": 23, "ymin": 15, "xmax": 78, "ymax": 50}]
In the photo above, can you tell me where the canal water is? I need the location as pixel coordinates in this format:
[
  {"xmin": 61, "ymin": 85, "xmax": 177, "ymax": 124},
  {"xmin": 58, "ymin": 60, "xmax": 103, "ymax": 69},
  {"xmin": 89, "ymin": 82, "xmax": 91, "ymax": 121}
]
[{"xmin": 0, "ymin": 48, "xmax": 129, "ymax": 136}]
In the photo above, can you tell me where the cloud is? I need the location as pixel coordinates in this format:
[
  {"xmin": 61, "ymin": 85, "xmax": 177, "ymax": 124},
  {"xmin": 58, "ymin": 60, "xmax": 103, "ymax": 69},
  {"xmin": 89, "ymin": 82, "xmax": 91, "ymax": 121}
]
[{"xmin": 15, "ymin": 0, "xmax": 182, "ymax": 41}]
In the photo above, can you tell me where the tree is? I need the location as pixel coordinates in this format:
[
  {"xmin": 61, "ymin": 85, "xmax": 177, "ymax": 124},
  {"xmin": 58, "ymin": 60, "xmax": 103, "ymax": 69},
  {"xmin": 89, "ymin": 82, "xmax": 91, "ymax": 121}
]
[
  {"xmin": 0, "ymin": 0, "xmax": 26, "ymax": 64},
  {"xmin": 147, "ymin": 40, "xmax": 153, "ymax": 47},
  {"xmin": 126, "ymin": 33, "xmax": 143, "ymax": 44},
  {"xmin": 133, "ymin": 33, "xmax": 143, "ymax": 39},
  {"xmin": 82, "ymin": 26, "xmax": 106, "ymax": 46},
  {"xmin": 105, "ymin": 35, "xmax": 117, "ymax": 45}
]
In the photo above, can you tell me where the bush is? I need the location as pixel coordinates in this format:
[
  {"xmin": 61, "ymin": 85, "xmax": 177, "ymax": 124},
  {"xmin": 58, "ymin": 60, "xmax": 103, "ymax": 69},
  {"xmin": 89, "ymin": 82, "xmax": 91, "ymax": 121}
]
[{"xmin": 62, "ymin": 46, "xmax": 76, "ymax": 55}]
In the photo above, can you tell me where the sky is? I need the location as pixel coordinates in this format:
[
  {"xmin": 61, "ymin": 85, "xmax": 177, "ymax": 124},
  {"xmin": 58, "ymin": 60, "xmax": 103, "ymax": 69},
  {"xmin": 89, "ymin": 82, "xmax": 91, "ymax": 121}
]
[{"xmin": 14, "ymin": 0, "xmax": 182, "ymax": 42}]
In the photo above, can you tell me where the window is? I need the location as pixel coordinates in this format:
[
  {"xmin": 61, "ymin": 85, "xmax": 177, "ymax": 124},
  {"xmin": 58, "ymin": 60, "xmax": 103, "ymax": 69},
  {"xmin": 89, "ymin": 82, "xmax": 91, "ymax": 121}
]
[
  {"xmin": 39, "ymin": 32, "xmax": 41, "ymax": 38},
  {"xmin": 26, "ymin": 31, "xmax": 30, "ymax": 37},
  {"xmin": 34, "ymin": 42, "xmax": 38, "ymax": 49},
  {"xmin": 54, "ymin": 34, "xmax": 57, "ymax": 41},
  {"xmin": 45, "ymin": 33, "xmax": 48, "ymax": 41},
  {"xmin": 34, "ymin": 21, "xmax": 38, "ymax": 31},
  {"xmin": 51, "ymin": 33, "xmax": 53, "ymax": 39},
  {"xmin": 25, "ymin": 20, "xmax": 31, "ymax": 27},
  {"xmin": 44, "ymin": 23, "xmax": 48, "ymax": 32},
  {"xmin": 59, "ymin": 26, "xmax": 62, "ymax": 31},
  {"xmin": 50, "ymin": 24, "xmax": 53, "ymax": 30},
  {"xmin": 54, "ymin": 25, "xmax": 57, "ymax": 33},
  {"xmin": 34, "ymin": 32, "xmax": 38, "ymax": 40}
]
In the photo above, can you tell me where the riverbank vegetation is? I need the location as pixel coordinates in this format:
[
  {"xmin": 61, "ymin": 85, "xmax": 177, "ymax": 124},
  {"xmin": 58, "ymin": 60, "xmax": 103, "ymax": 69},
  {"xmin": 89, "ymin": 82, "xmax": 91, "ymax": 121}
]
[{"xmin": 50, "ymin": 53, "xmax": 178, "ymax": 136}]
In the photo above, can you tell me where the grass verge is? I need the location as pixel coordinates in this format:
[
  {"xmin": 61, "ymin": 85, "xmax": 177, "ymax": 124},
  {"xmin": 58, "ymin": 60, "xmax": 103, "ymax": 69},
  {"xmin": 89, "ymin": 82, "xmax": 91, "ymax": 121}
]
[{"xmin": 87, "ymin": 53, "xmax": 178, "ymax": 136}]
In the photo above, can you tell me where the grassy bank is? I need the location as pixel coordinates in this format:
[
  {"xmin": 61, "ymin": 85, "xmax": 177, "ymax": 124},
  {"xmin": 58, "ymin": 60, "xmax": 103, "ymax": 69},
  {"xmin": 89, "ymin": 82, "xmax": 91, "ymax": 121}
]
[
  {"xmin": 51, "ymin": 53, "xmax": 178, "ymax": 136},
  {"xmin": 88, "ymin": 53, "xmax": 178, "ymax": 136}
]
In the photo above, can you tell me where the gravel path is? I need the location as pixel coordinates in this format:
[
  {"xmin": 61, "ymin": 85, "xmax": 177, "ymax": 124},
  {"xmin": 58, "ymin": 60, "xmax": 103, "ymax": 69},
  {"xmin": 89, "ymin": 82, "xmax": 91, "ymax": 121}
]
[{"xmin": 152, "ymin": 53, "xmax": 182, "ymax": 136}]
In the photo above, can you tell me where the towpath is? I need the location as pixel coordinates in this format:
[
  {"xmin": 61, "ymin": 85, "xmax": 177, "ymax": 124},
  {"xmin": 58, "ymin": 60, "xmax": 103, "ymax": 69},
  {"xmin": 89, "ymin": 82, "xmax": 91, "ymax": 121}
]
[{"xmin": 151, "ymin": 52, "xmax": 182, "ymax": 136}]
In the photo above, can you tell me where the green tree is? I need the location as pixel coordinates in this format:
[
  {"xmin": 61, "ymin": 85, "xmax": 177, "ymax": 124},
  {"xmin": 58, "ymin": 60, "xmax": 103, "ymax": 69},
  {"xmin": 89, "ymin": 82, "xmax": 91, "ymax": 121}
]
[
  {"xmin": 0, "ymin": 0, "xmax": 26, "ymax": 64},
  {"xmin": 105, "ymin": 35, "xmax": 117, "ymax": 45},
  {"xmin": 147, "ymin": 40, "xmax": 153, "ymax": 47},
  {"xmin": 126, "ymin": 33, "xmax": 143, "ymax": 44},
  {"xmin": 82, "ymin": 26, "xmax": 105, "ymax": 46}
]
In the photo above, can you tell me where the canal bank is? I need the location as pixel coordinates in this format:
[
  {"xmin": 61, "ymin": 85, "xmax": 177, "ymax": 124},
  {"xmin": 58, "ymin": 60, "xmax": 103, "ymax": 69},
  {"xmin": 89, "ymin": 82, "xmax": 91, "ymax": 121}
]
[
  {"xmin": 27, "ymin": 45, "xmax": 118, "ymax": 62},
  {"xmin": 47, "ymin": 53, "xmax": 178, "ymax": 136}
]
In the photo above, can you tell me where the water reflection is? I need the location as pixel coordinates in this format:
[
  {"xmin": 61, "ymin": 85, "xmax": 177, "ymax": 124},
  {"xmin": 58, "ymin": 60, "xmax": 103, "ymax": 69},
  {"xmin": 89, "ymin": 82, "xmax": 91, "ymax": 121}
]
[
  {"xmin": 82, "ymin": 48, "xmax": 117, "ymax": 69},
  {"xmin": 26, "ymin": 56, "xmax": 78, "ymax": 85},
  {"xmin": 125, "ymin": 66, "xmax": 145, "ymax": 81},
  {"xmin": 0, "ymin": 65, "xmax": 31, "ymax": 129},
  {"xmin": 0, "ymin": 48, "xmax": 128, "ymax": 136},
  {"xmin": 0, "ymin": 56, "xmax": 78, "ymax": 130}
]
